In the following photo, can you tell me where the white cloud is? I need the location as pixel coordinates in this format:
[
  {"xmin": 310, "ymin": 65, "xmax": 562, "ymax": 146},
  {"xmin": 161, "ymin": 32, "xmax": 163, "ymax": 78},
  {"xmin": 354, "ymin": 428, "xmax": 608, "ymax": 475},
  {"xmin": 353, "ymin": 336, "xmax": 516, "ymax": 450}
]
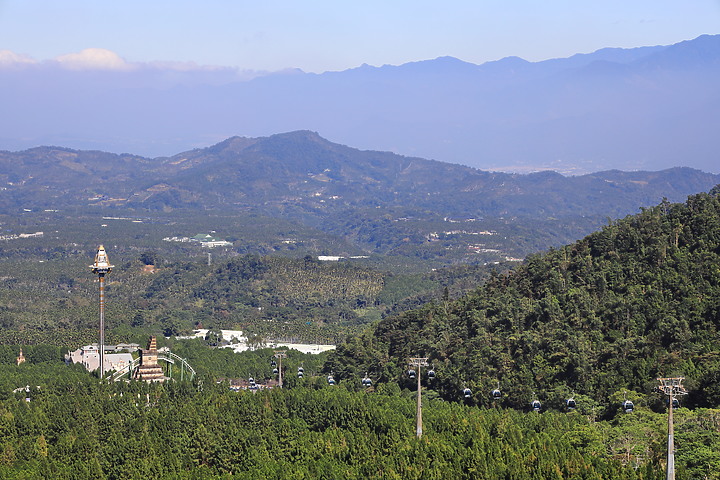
[
  {"xmin": 0, "ymin": 48, "xmax": 269, "ymax": 82},
  {"xmin": 54, "ymin": 48, "xmax": 135, "ymax": 71},
  {"xmin": 0, "ymin": 50, "xmax": 37, "ymax": 67}
]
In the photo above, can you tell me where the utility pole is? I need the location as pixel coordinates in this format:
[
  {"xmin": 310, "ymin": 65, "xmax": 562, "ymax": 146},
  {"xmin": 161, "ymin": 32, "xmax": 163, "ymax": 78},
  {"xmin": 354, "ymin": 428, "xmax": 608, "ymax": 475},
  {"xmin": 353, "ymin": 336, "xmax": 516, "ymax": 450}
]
[
  {"xmin": 657, "ymin": 377, "xmax": 688, "ymax": 480},
  {"xmin": 274, "ymin": 350, "xmax": 287, "ymax": 388},
  {"xmin": 409, "ymin": 357, "xmax": 429, "ymax": 439},
  {"xmin": 90, "ymin": 245, "xmax": 113, "ymax": 379}
]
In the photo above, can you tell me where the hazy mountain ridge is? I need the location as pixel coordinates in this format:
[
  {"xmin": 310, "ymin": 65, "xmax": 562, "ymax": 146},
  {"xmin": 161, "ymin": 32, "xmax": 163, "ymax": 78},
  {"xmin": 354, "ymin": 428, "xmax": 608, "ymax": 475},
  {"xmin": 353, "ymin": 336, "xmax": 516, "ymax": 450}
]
[{"xmin": 2, "ymin": 35, "xmax": 719, "ymax": 172}]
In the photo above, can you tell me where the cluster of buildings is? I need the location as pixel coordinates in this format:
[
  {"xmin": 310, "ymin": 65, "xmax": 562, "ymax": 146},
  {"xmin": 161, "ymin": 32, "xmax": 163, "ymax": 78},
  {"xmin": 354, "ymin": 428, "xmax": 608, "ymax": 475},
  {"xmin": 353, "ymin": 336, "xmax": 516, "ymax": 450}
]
[
  {"xmin": 0, "ymin": 231, "xmax": 43, "ymax": 241},
  {"xmin": 162, "ymin": 233, "xmax": 233, "ymax": 248},
  {"xmin": 427, "ymin": 230, "xmax": 496, "ymax": 240}
]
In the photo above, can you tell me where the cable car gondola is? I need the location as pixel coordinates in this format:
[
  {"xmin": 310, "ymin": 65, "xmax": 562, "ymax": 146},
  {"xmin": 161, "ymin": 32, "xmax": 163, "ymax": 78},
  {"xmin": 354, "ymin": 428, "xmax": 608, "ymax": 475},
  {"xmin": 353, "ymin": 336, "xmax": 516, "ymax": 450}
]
[
  {"xmin": 623, "ymin": 399, "xmax": 634, "ymax": 413},
  {"xmin": 427, "ymin": 369, "xmax": 435, "ymax": 379},
  {"xmin": 566, "ymin": 397, "xmax": 576, "ymax": 410},
  {"xmin": 297, "ymin": 367, "xmax": 304, "ymax": 378},
  {"xmin": 362, "ymin": 375, "xmax": 372, "ymax": 387},
  {"xmin": 273, "ymin": 368, "xmax": 278, "ymax": 375},
  {"xmin": 407, "ymin": 369, "xmax": 416, "ymax": 379},
  {"xmin": 531, "ymin": 399, "xmax": 542, "ymax": 412},
  {"xmin": 491, "ymin": 388, "xmax": 502, "ymax": 400},
  {"xmin": 327, "ymin": 375, "xmax": 336, "ymax": 385},
  {"xmin": 463, "ymin": 388, "xmax": 472, "ymax": 398}
]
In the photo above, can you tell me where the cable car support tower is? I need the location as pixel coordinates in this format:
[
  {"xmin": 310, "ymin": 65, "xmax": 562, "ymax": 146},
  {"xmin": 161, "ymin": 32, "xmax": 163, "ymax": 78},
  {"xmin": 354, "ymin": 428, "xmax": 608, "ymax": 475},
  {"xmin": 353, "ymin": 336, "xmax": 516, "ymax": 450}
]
[
  {"xmin": 274, "ymin": 350, "xmax": 287, "ymax": 388},
  {"xmin": 657, "ymin": 377, "xmax": 687, "ymax": 480},
  {"xmin": 409, "ymin": 357, "xmax": 429, "ymax": 439}
]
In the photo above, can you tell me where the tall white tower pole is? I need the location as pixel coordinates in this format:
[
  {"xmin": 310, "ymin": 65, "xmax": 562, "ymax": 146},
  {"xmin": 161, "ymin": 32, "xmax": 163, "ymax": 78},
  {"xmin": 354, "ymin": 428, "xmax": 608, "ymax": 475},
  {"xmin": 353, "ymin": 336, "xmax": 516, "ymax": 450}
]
[{"xmin": 90, "ymin": 245, "xmax": 113, "ymax": 378}]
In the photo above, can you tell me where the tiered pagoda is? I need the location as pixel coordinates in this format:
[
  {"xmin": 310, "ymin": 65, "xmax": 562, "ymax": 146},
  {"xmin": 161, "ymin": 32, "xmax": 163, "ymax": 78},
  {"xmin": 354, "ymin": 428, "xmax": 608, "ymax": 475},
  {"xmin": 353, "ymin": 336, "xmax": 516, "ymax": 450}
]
[{"xmin": 133, "ymin": 336, "xmax": 166, "ymax": 382}]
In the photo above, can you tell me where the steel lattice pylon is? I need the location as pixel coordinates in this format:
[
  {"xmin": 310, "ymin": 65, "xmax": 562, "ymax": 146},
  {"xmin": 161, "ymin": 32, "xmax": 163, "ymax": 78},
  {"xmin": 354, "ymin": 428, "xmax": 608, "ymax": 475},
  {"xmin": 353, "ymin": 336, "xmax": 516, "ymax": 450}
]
[{"xmin": 657, "ymin": 377, "xmax": 688, "ymax": 480}]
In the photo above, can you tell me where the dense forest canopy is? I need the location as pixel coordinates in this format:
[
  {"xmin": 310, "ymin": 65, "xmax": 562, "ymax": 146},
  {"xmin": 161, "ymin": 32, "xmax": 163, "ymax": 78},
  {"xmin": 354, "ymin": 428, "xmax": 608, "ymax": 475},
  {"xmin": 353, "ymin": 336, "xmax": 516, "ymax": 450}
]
[{"xmin": 3, "ymin": 352, "xmax": 718, "ymax": 479}]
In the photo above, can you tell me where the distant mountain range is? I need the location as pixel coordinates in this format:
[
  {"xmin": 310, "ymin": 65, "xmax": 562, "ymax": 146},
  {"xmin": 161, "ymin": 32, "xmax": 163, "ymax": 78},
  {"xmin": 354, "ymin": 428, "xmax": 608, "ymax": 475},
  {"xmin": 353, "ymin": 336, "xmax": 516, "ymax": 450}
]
[
  {"xmin": 1, "ymin": 35, "xmax": 719, "ymax": 173},
  {"xmin": 2, "ymin": 131, "xmax": 718, "ymax": 264}
]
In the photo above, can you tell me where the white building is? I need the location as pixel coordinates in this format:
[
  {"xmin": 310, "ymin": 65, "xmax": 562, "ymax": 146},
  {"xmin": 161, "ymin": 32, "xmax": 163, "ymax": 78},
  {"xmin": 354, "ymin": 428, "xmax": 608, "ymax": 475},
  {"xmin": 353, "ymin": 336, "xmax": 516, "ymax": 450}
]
[{"xmin": 66, "ymin": 344, "xmax": 134, "ymax": 375}]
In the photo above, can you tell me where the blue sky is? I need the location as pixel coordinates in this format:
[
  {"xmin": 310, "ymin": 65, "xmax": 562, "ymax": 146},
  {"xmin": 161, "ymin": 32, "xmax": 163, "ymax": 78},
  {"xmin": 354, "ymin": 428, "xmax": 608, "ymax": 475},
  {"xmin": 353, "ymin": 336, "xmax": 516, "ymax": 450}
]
[{"xmin": 1, "ymin": 0, "xmax": 719, "ymax": 73}]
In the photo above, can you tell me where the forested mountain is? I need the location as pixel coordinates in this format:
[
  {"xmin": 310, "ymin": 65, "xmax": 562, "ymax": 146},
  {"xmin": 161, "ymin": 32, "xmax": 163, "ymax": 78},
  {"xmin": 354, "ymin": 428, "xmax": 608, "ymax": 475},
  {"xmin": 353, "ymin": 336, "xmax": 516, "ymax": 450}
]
[
  {"xmin": 326, "ymin": 187, "xmax": 720, "ymax": 411},
  {"xmin": 3, "ymin": 131, "xmax": 717, "ymax": 217},
  {"xmin": 2, "ymin": 131, "xmax": 719, "ymax": 267}
]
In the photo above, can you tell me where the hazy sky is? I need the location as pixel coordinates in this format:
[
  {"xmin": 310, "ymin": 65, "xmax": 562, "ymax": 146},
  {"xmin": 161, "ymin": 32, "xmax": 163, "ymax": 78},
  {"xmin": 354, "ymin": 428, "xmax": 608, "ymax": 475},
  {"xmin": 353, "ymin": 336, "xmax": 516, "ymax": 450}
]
[{"xmin": 1, "ymin": 0, "xmax": 719, "ymax": 73}]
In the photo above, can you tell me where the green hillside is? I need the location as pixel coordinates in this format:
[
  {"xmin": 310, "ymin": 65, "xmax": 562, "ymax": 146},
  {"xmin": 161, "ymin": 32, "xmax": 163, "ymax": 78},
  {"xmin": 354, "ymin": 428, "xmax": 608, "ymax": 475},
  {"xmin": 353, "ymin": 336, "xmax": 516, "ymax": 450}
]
[
  {"xmin": 327, "ymin": 188, "xmax": 720, "ymax": 411},
  {"xmin": 0, "ymin": 248, "xmax": 505, "ymax": 347}
]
